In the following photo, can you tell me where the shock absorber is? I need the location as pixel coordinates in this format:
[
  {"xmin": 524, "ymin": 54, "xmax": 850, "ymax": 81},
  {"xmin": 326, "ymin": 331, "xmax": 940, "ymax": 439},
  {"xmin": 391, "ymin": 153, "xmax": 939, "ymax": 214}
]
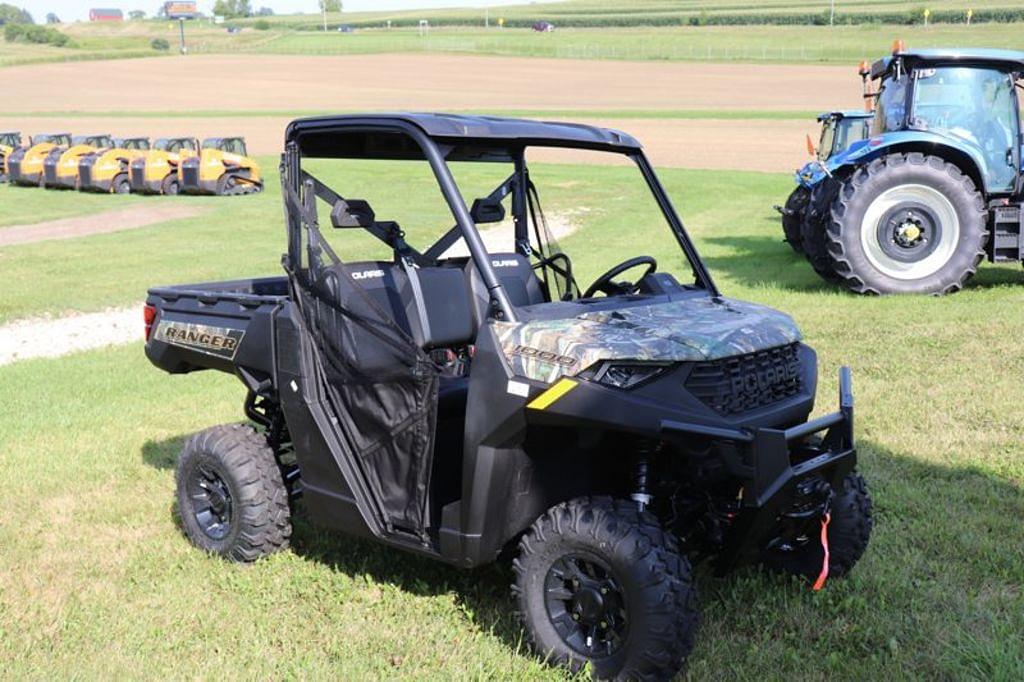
[{"xmin": 631, "ymin": 440, "xmax": 657, "ymax": 511}]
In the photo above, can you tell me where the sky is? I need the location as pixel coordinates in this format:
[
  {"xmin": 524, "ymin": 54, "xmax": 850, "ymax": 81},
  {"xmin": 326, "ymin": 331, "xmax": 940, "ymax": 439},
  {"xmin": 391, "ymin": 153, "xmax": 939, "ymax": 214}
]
[{"xmin": 21, "ymin": 0, "xmax": 522, "ymax": 23}]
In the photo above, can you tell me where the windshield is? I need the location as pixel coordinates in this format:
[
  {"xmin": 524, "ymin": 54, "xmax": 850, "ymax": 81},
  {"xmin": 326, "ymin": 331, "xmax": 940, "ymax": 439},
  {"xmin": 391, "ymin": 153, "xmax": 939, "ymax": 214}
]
[
  {"xmin": 294, "ymin": 135, "xmax": 709, "ymax": 314},
  {"xmin": 830, "ymin": 117, "xmax": 870, "ymax": 157},
  {"xmin": 0, "ymin": 133, "xmax": 20, "ymax": 146},
  {"xmin": 911, "ymin": 66, "xmax": 1018, "ymax": 191}
]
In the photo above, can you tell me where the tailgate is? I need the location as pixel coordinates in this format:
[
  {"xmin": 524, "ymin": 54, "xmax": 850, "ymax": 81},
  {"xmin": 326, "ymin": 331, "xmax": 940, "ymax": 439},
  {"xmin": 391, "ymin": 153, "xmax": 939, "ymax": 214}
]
[{"xmin": 144, "ymin": 276, "xmax": 288, "ymax": 382}]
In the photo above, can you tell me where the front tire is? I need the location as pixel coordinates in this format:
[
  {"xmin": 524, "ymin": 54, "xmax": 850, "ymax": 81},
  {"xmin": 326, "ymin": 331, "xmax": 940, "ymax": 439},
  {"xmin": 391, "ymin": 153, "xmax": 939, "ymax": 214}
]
[
  {"xmin": 801, "ymin": 179, "xmax": 843, "ymax": 283},
  {"xmin": 161, "ymin": 174, "xmax": 180, "ymax": 196},
  {"xmin": 781, "ymin": 186, "xmax": 810, "ymax": 254},
  {"xmin": 112, "ymin": 172, "xmax": 131, "ymax": 194},
  {"xmin": 826, "ymin": 153, "xmax": 987, "ymax": 294},
  {"xmin": 175, "ymin": 423, "xmax": 291, "ymax": 562},
  {"xmin": 513, "ymin": 496, "xmax": 698, "ymax": 680},
  {"xmin": 763, "ymin": 472, "xmax": 873, "ymax": 581}
]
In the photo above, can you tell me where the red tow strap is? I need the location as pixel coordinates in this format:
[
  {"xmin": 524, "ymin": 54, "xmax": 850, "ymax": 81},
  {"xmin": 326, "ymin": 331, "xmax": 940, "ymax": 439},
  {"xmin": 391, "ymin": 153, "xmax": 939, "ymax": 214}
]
[{"xmin": 812, "ymin": 512, "xmax": 831, "ymax": 591}]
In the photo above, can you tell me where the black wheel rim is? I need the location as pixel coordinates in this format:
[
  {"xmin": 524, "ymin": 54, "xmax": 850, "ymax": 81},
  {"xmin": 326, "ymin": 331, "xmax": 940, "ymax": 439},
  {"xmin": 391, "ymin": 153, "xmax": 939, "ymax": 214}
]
[
  {"xmin": 876, "ymin": 201, "xmax": 941, "ymax": 263},
  {"xmin": 187, "ymin": 465, "xmax": 233, "ymax": 540},
  {"xmin": 544, "ymin": 553, "xmax": 628, "ymax": 658}
]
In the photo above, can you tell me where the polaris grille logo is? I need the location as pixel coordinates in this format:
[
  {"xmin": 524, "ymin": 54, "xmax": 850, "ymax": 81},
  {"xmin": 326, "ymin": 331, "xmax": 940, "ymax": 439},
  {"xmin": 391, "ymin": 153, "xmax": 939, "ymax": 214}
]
[
  {"xmin": 730, "ymin": 358, "xmax": 800, "ymax": 395},
  {"xmin": 352, "ymin": 269, "xmax": 385, "ymax": 280}
]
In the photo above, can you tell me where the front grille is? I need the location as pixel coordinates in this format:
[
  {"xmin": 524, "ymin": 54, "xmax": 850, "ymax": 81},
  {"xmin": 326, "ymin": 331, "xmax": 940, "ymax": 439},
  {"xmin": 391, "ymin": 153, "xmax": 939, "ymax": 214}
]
[
  {"xmin": 43, "ymin": 160, "xmax": 58, "ymax": 184},
  {"xmin": 130, "ymin": 163, "xmax": 146, "ymax": 189},
  {"xmin": 8, "ymin": 160, "xmax": 20, "ymax": 178},
  {"xmin": 686, "ymin": 343, "xmax": 802, "ymax": 415},
  {"xmin": 181, "ymin": 164, "xmax": 199, "ymax": 188},
  {"xmin": 79, "ymin": 165, "xmax": 92, "ymax": 187}
]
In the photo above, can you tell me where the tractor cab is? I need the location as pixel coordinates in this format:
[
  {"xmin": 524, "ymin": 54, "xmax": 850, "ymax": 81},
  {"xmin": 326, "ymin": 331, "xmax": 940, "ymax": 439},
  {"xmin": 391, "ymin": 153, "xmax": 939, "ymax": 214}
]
[
  {"xmin": 864, "ymin": 48, "xmax": 1023, "ymax": 194},
  {"xmin": 155, "ymin": 137, "xmax": 198, "ymax": 153},
  {"xmin": 8, "ymin": 133, "xmax": 72, "ymax": 186},
  {"xmin": 117, "ymin": 137, "xmax": 151, "ymax": 151},
  {"xmin": 815, "ymin": 111, "xmax": 872, "ymax": 162},
  {"xmin": 0, "ymin": 131, "xmax": 20, "ymax": 149},
  {"xmin": 29, "ymin": 133, "xmax": 72, "ymax": 147},
  {"xmin": 202, "ymin": 136, "xmax": 248, "ymax": 156}
]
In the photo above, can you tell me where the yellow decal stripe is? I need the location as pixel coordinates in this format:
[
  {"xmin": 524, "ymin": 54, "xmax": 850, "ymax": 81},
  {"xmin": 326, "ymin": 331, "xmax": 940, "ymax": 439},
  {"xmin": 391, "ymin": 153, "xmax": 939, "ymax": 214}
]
[{"xmin": 527, "ymin": 378, "xmax": 578, "ymax": 411}]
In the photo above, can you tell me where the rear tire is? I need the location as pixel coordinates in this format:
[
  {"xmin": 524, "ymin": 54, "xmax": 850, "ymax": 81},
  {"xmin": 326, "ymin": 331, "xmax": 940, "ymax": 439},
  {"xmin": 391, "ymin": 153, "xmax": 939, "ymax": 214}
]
[
  {"xmin": 513, "ymin": 496, "xmax": 698, "ymax": 680},
  {"xmin": 762, "ymin": 472, "xmax": 873, "ymax": 581},
  {"xmin": 112, "ymin": 172, "xmax": 131, "ymax": 194},
  {"xmin": 826, "ymin": 153, "xmax": 987, "ymax": 295},
  {"xmin": 781, "ymin": 186, "xmax": 810, "ymax": 254},
  {"xmin": 161, "ymin": 174, "xmax": 180, "ymax": 196},
  {"xmin": 175, "ymin": 423, "xmax": 291, "ymax": 562},
  {"xmin": 800, "ymin": 179, "xmax": 843, "ymax": 283}
]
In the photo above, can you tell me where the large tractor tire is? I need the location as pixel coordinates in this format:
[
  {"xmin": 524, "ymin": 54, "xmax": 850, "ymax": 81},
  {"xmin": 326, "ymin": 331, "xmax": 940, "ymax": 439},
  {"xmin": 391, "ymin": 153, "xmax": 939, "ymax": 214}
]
[
  {"xmin": 175, "ymin": 423, "xmax": 291, "ymax": 562},
  {"xmin": 825, "ymin": 153, "xmax": 987, "ymax": 295},
  {"xmin": 800, "ymin": 179, "xmax": 843, "ymax": 283},
  {"xmin": 513, "ymin": 496, "xmax": 698, "ymax": 680},
  {"xmin": 762, "ymin": 472, "xmax": 873, "ymax": 582},
  {"xmin": 781, "ymin": 186, "xmax": 810, "ymax": 254}
]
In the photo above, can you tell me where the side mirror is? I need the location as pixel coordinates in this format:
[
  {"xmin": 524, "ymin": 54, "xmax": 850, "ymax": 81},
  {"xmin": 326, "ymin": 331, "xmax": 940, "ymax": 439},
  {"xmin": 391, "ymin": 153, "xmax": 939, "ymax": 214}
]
[
  {"xmin": 470, "ymin": 197, "xmax": 505, "ymax": 224},
  {"xmin": 330, "ymin": 198, "xmax": 376, "ymax": 228}
]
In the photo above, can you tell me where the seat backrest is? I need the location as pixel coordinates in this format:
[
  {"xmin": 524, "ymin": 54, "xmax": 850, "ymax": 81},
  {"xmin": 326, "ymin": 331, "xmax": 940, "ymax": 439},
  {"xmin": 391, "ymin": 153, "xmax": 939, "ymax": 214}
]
[
  {"xmin": 463, "ymin": 252, "xmax": 547, "ymax": 326},
  {"xmin": 319, "ymin": 260, "xmax": 475, "ymax": 351},
  {"xmin": 399, "ymin": 265, "xmax": 475, "ymax": 349}
]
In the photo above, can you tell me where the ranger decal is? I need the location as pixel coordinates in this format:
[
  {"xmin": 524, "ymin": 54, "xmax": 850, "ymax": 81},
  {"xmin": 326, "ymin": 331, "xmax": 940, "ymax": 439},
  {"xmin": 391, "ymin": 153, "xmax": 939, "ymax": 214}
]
[{"xmin": 154, "ymin": 321, "xmax": 244, "ymax": 360}]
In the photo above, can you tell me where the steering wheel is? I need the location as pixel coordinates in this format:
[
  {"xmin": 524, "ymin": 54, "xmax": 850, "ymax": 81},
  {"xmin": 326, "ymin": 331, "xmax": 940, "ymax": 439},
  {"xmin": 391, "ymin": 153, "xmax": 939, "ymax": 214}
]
[{"xmin": 582, "ymin": 256, "xmax": 657, "ymax": 298}]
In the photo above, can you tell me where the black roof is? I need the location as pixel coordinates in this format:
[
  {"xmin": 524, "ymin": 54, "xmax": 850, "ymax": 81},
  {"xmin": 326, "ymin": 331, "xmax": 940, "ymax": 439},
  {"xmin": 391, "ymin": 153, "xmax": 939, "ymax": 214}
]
[
  {"xmin": 286, "ymin": 113, "xmax": 642, "ymax": 160},
  {"xmin": 871, "ymin": 48, "xmax": 1024, "ymax": 79}
]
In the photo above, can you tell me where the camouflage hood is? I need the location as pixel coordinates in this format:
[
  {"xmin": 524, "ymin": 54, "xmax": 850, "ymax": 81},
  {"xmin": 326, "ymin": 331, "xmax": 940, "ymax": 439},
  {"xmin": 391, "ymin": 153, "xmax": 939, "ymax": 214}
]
[{"xmin": 493, "ymin": 297, "xmax": 801, "ymax": 384}]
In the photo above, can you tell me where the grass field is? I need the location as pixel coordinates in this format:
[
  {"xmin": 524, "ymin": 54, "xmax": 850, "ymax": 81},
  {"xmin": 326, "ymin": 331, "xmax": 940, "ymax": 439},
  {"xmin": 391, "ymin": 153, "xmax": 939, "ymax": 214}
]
[
  {"xmin": 1, "ymin": 158, "xmax": 1022, "ymax": 677},
  {"xmin": 1, "ymin": 18, "xmax": 1019, "ymax": 68}
]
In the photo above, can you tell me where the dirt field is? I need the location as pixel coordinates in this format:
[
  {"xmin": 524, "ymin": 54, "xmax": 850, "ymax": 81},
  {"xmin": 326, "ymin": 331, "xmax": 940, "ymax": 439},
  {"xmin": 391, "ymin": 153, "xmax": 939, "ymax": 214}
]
[
  {"xmin": 0, "ymin": 54, "xmax": 855, "ymax": 172},
  {"xmin": 3, "ymin": 54, "xmax": 860, "ymax": 112},
  {"xmin": 0, "ymin": 114, "xmax": 814, "ymax": 171}
]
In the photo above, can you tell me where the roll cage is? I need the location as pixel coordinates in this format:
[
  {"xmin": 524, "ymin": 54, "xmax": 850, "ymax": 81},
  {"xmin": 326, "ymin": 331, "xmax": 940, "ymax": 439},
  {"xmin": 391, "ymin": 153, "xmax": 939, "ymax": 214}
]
[{"xmin": 280, "ymin": 114, "xmax": 718, "ymax": 324}]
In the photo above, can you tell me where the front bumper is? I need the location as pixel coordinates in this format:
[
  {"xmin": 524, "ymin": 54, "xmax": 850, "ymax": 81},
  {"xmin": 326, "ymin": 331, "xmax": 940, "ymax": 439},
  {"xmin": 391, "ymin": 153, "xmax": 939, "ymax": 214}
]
[{"xmin": 661, "ymin": 367, "xmax": 856, "ymax": 572}]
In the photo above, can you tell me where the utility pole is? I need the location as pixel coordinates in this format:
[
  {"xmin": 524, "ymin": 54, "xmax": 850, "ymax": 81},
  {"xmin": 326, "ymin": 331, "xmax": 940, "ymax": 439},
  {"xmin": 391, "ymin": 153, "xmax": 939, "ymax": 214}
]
[
  {"xmin": 322, "ymin": 3, "xmax": 327, "ymax": 32},
  {"xmin": 485, "ymin": 7, "xmax": 489, "ymax": 28},
  {"xmin": 829, "ymin": 0, "xmax": 835, "ymax": 26},
  {"xmin": 179, "ymin": 18, "xmax": 187, "ymax": 54}
]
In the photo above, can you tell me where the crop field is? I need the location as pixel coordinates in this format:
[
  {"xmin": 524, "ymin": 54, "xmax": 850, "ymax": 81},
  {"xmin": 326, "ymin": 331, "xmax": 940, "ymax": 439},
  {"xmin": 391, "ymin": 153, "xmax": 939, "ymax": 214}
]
[{"xmin": 1, "ymin": 2, "xmax": 1024, "ymax": 678}]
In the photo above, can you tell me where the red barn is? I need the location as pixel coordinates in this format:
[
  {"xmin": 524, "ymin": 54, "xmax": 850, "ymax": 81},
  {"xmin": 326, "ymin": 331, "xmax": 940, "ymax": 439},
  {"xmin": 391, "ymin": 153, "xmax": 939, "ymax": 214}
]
[{"xmin": 89, "ymin": 8, "xmax": 124, "ymax": 22}]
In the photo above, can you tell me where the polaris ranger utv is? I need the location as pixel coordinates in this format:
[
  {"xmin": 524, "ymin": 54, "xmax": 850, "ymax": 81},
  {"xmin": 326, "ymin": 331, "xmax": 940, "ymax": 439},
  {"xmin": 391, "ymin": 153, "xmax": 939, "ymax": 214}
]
[{"xmin": 144, "ymin": 114, "xmax": 872, "ymax": 680}]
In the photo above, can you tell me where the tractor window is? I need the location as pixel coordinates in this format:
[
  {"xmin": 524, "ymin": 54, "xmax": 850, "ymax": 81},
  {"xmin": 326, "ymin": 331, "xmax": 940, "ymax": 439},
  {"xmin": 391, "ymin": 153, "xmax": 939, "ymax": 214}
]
[
  {"xmin": 912, "ymin": 67, "xmax": 1018, "ymax": 191},
  {"xmin": 874, "ymin": 74, "xmax": 909, "ymax": 134},
  {"xmin": 819, "ymin": 122, "xmax": 836, "ymax": 160}
]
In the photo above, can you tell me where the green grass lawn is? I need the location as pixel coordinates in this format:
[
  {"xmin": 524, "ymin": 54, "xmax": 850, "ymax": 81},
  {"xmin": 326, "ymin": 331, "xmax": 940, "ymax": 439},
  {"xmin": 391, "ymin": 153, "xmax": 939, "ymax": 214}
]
[
  {"xmin": 0, "ymin": 160, "xmax": 1022, "ymax": 677},
  {"xmin": 0, "ymin": 184, "xmax": 147, "ymax": 228},
  {"xmin": 7, "ymin": 18, "xmax": 1024, "ymax": 67}
]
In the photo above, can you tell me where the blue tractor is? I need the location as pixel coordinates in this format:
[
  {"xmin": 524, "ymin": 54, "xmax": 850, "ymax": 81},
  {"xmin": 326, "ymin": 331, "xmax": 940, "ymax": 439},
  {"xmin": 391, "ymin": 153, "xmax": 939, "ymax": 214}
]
[
  {"xmin": 779, "ymin": 110, "xmax": 873, "ymax": 253},
  {"xmin": 797, "ymin": 47, "xmax": 1024, "ymax": 294}
]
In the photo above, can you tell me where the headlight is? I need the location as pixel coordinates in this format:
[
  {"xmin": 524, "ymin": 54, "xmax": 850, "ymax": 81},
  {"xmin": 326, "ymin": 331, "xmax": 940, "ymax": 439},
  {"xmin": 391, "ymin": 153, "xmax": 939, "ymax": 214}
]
[{"xmin": 581, "ymin": 361, "xmax": 672, "ymax": 389}]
